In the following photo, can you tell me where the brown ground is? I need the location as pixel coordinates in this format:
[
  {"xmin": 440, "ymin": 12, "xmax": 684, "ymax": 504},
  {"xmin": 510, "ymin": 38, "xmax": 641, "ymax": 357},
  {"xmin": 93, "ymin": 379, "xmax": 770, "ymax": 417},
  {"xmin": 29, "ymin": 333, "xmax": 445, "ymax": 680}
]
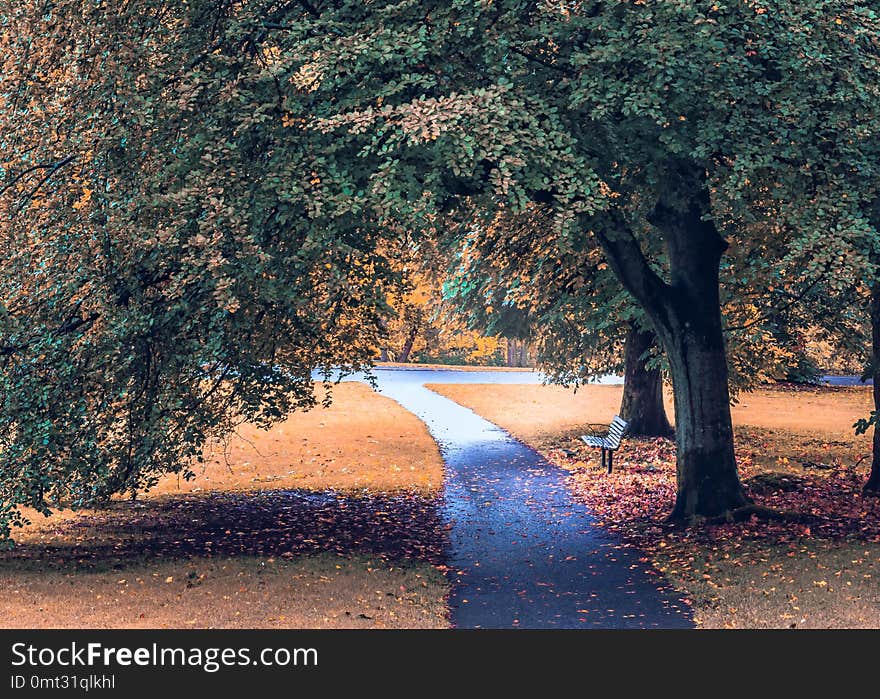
[
  {"xmin": 8, "ymin": 376, "xmax": 876, "ymax": 629},
  {"xmin": 2, "ymin": 382, "xmax": 449, "ymax": 629},
  {"xmin": 655, "ymin": 537, "xmax": 880, "ymax": 629},
  {"xmin": 0, "ymin": 554, "xmax": 447, "ymax": 629},
  {"xmin": 153, "ymin": 382, "xmax": 443, "ymax": 496},
  {"xmin": 427, "ymin": 382, "xmax": 872, "ymax": 447},
  {"xmin": 429, "ymin": 382, "xmax": 880, "ymax": 629},
  {"xmin": 427, "ymin": 383, "xmax": 874, "ymax": 473}
]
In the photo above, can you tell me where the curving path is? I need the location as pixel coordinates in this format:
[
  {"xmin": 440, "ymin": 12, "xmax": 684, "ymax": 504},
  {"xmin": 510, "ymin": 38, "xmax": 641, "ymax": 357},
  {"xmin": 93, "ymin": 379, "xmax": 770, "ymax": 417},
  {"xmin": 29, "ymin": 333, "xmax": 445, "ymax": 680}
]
[{"xmin": 362, "ymin": 368, "xmax": 693, "ymax": 629}]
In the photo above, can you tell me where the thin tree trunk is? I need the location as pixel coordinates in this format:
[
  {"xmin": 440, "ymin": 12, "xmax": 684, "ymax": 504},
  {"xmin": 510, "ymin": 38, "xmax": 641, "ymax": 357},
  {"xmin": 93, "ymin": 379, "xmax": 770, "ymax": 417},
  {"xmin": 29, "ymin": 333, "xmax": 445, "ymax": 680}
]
[
  {"xmin": 592, "ymin": 164, "xmax": 748, "ymax": 520},
  {"xmin": 397, "ymin": 326, "xmax": 418, "ymax": 364},
  {"xmin": 620, "ymin": 323, "xmax": 673, "ymax": 438},
  {"xmin": 378, "ymin": 316, "xmax": 390, "ymax": 363},
  {"xmin": 865, "ymin": 279, "xmax": 880, "ymax": 494}
]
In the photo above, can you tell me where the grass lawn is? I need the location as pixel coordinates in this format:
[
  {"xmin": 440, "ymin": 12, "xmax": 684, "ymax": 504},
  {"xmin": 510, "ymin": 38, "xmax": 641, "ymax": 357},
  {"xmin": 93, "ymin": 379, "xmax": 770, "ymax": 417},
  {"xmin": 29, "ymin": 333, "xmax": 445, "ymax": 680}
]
[
  {"xmin": 374, "ymin": 361, "xmax": 534, "ymax": 372},
  {"xmin": 0, "ymin": 554, "xmax": 446, "ymax": 629},
  {"xmin": 1, "ymin": 382, "xmax": 449, "ymax": 629},
  {"xmin": 429, "ymin": 382, "xmax": 880, "ymax": 628},
  {"xmin": 154, "ymin": 381, "xmax": 443, "ymax": 496}
]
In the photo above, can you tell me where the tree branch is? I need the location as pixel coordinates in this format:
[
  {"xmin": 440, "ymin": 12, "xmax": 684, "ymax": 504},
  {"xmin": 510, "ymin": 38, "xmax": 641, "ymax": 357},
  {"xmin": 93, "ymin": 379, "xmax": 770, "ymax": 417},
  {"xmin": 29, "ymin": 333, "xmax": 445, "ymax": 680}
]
[
  {"xmin": 587, "ymin": 210, "xmax": 672, "ymax": 327},
  {"xmin": 723, "ymin": 258, "xmax": 833, "ymax": 334},
  {"xmin": 0, "ymin": 155, "xmax": 77, "ymax": 199},
  {"xmin": 508, "ymin": 46, "xmax": 576, "ymax": 78},
  {"xmin": 1, "ymin": 310, "xmax": 100, "ymax": 361}
]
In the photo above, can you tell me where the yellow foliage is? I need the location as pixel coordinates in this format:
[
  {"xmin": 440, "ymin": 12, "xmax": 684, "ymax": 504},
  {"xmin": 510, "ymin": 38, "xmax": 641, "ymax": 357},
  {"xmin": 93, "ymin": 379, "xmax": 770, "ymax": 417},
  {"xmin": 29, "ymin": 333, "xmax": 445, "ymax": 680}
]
[
  {"xmin": 72, "ymin": 187, "xmax": 92, "ymax": 211},
  {"xmin": 468, "ymin": 335, "xmax": 502, "ymax": 361}
]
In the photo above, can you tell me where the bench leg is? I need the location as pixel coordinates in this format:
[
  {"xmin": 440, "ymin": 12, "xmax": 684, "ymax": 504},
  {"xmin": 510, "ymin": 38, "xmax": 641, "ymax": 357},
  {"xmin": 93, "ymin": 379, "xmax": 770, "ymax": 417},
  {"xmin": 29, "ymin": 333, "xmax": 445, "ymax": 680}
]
[
  {"xmin": 607, "ymin": 450, "xmax": 613, "ymax": 474},
  {"xmin": 601, "ymin": 448, "xmax": 606, "ymax": 472}
]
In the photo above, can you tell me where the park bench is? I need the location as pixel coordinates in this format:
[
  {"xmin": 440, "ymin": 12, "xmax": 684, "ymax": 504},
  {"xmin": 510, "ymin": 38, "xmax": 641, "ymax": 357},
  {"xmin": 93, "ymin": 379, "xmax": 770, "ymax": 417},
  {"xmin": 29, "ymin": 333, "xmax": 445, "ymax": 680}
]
[{"xmin": 581, "ymin": 415, "xmax": 629, "ymax": 473}]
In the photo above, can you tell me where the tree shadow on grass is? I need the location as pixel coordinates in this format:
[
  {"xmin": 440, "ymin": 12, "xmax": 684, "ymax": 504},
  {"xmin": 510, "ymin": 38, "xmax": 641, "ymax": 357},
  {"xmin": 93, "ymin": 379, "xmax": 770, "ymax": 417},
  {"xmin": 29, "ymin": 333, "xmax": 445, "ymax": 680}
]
[{"xmin": 2, "ymin": 489, "xmax": 447, "ymax": 573}]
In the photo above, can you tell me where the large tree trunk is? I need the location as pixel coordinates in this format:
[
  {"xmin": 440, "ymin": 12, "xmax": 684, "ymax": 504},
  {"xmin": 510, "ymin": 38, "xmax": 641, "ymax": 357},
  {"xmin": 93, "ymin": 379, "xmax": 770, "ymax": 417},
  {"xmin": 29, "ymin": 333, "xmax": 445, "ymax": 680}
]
[
  {"xmin": 865, "ymin": 279, "xmax": 880, "ymax": 494},
  {"xmin": 662, "ymin": 310, "xmax": 746, "ymax": 519},
  {"xmin": 592, "ymin": 164, "xmax": 748, "ymax": 521},
  {"xmin": 620, "ymin": 323, "xmax": 673, "ymax": 438},
  {"xmin": 506, "ymin": 338, "xmax": 524, "ymax": 367},
  {"xmin": 652, "ymin": 198, "xmax": 748, "ymax": 520}
]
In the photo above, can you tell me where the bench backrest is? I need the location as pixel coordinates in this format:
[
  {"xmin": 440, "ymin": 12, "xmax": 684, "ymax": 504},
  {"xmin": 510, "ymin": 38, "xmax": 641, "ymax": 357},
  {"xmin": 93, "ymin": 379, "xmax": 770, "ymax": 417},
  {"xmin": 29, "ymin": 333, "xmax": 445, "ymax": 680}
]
[{"xmin": 606, "ymin": 415, "xmax": 629, "ymax": 449}]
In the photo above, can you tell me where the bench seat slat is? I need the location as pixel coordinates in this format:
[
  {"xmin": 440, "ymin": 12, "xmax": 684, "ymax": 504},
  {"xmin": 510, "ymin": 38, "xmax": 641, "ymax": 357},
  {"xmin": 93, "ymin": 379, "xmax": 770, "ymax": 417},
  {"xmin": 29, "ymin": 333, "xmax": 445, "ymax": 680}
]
[
  {"xmin": 579, "ymin": 415, "xmax": 629, "ymax": 474},
  {"xmin": 580, "ymin": 415, "xmax": 629, "ymax": 453}
]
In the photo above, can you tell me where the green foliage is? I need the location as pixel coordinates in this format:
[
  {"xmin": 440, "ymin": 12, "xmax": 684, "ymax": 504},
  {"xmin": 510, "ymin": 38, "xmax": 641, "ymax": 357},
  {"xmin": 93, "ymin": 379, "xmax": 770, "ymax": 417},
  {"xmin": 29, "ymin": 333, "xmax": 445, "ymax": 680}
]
[
  {"xmin": 0, "ymin": 0, "xmax": 398, "ymax": 540},
  {"xmin": 315, "ymin": 1, "xmax": 880, "ymax": 392},
  {"xmin": 3, "ymin": 0, "xmax": 880, "ymax": 532},
  {"xmin": 854, "ymin": 412, "xmax": 877, "ymax": 436},
  {"xmin": 441, "ymin": 204, "xmax": 633, "ymax": 384}
]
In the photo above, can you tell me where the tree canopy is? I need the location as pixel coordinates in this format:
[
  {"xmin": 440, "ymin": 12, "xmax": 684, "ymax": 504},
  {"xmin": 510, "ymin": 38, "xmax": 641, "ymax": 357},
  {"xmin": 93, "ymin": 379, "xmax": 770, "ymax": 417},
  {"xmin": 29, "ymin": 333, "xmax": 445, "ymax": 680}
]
[
  {"xmin": 299, "ymin": 0, "xmax": 880, "ymax": 517},
  {"xmin": 2, "ymin": 0, "xmax": 880, "ymax": 536},
  {"xmin": 0, "ymin": 0, "xmax": 400, "ymax": 538}
]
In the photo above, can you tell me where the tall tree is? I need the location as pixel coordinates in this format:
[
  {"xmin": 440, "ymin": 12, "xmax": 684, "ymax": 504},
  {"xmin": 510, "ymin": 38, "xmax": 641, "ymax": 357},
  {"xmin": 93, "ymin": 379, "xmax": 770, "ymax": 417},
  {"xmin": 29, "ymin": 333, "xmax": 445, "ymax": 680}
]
[
  {"xmin": 2, "ymin": 0, "xmax": 877, "ymax": 533},
  {"xmin": 443, "ymin": 204, "xmax": 673, "ymax": 435},
  {"xmin": 863, "ymin": 277, "xmax": 880, "ymax": 494},
  {"xmin": 0, "ymin": 0, "xmax": 399, "ymax": 540},
  {"xmin": 305, "ymin": 1, "xmax": 877, "ymax": 518}
]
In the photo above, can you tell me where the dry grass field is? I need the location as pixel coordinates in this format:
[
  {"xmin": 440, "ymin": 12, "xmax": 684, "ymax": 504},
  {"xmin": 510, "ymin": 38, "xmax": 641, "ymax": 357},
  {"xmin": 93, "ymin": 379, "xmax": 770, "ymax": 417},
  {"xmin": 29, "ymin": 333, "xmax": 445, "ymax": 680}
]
[
  {"xmin": 152, "ymin": 382, "xmax": 443, "ymax": 496},
  {"xmin": 1, "ymin": 382, "xmax": 449, "ymax": 629},
  {"xmin": 6, "ymin": 375, "xmax": 879, "ymax": 629}
]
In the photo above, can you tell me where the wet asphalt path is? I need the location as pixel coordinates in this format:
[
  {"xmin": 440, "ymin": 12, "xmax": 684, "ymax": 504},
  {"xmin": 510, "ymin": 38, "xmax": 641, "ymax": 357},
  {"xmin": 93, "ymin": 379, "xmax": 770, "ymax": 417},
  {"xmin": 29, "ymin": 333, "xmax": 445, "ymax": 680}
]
[{"xmin": 353, "ymin": 369, "xmax": 694, "ymax": 629}]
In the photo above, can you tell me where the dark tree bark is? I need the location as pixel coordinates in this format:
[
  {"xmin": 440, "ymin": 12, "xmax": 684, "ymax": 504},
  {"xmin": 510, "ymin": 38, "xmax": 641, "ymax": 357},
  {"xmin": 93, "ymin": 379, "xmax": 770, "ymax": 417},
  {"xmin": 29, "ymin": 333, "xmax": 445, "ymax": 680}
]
[
  {"xmin": 506, "ymin": 338, "xmax": 516, "ymax": 367},
  {"xmin": 865, "ymin": 279, "xmax": 880, "ymax": 494},
  {"xmin": 506, "ymin": 338, "xmax": 527, "ymax": 367},
  {"xmin": 519, "ymin": 340, "xmax": 529, "ymax": 367},
  {"xmin": 378, "ymin": 316, "xmax": 391, "ymax": 362},
  {"xmin": 397, "ymin": 326, "xmax": 418, "ymax": 364},
  {"xmin": 620, "ymin": 322, "xmax": 673, "ymax": 438},
  {"xmin": 592, "ymin": 163, "xmax": 749, "ymax": 520}
]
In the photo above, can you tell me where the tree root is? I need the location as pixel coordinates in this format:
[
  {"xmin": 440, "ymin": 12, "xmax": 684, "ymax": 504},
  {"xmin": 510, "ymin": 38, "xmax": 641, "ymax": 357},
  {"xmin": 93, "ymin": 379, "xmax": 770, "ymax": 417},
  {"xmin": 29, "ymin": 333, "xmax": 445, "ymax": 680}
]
[
  {"xmin": 665, "ymin": 504, "xmax": 817, "ymax": 526},
  {"xmin": 701, "ymin": 504, "xmax": 817, "ymax": 526}
]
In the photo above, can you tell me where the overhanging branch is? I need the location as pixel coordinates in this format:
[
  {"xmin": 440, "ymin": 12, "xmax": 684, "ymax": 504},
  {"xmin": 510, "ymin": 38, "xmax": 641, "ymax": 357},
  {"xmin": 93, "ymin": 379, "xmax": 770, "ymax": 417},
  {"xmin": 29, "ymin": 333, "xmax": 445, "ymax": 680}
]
[
  {"xmin": 587, "ymin": 209, "xmax": 671, "ymax": 326},
  {"xmin": 0, "ymin": 155, "xmax": 77, "ymax": 200}
]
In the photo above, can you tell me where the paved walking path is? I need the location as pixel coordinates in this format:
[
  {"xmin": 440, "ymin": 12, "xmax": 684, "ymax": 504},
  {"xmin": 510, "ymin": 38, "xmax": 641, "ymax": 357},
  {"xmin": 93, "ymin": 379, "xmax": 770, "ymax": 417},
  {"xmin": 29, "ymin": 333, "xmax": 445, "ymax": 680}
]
[{"xmin": 365, "ymin": 369, "xmax": 693, "ymax": 629}]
